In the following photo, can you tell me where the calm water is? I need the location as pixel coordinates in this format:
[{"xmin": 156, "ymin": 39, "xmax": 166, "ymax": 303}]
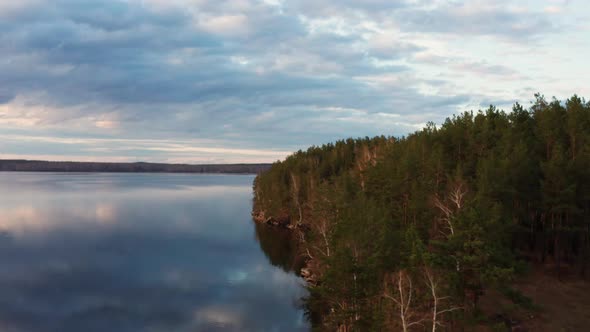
[{"xmin": 0, "ymin": 172, "xmax": 307, "ymax": 332}]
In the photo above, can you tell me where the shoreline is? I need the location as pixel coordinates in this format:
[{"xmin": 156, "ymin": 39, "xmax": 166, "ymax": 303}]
[
  {"xmin": 0, "ymin": 160, "xmax": 271, "ymax": 174},
  {"xmin": 252, "ymin": 209, "xmax": 317, "ymax": 284}
]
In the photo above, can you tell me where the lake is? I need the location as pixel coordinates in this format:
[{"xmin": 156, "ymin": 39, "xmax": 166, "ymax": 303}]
[{"xmin": 0, "ymin": 172, "xmax": 307, "ymax": 332}]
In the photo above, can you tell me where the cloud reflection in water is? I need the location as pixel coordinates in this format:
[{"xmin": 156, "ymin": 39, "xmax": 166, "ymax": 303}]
[{"xmin": 0, "ymin": 173, "xmax": 307, "ymax": 332}]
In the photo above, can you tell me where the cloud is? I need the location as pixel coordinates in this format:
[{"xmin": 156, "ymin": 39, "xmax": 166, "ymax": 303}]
[
  {"xmin": 0, "ymin": 0, "xmax": 42, "ymax": 18},
  {"xmin": 0, "ymin": 0, "xmax": 588, "ymax": 162},
  {"xmin": 198, "ymin": 14, "xmax": 251, "ymax": 37},
  {"xmin": 0, "ymin": 133, "xmax": 293, "ymax": 163},
  {"xmin": 393, "ymin": 1, "xmax": 561, "ymax": 40}
]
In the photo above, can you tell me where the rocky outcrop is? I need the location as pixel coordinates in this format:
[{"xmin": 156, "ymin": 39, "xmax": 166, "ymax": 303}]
[
  {"xmin": 253, "ymin": 210, "xmax": 319, "ymax": 285},
  {"xmin": 300, "ymin": 267, "xmax": 317, "ymax": 284},
  {"xmin": 252, "ymin": 210, "xmax": 291, "ymax": 228}
]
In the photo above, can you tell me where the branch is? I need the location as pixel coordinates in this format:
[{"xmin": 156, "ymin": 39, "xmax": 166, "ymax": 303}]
[
  {"xmin": 407, "ymin": 319, "xmax": 427, "ymax": 327},
  {"xmin": 437, "ymin": 307, "xmax": 463, "ymax": 315},
  {"xmin": 405, "ymin": 273, "xmax": 413, "ymax": 316},
  {"xmin": 383, "ymin": 293, "xmax": 401, "ymax": 306}
]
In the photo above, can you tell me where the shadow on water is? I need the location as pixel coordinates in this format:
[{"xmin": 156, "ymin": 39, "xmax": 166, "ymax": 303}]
[
  {"xmin": 253, "ymin": 221, "xmax": 306, "ymax": 274},
  {"xmin": 252, "ymin": 220, "xmax": 322, "ymax": 329}
]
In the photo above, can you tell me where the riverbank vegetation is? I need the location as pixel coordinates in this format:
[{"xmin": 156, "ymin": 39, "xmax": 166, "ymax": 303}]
[{"xmin": 253, "ymin": 94, "xmax": 590, "ymax": 330}]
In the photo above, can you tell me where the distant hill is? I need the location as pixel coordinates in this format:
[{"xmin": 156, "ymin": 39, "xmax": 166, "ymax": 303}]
[{"xmin": 0, "ymin": 159, "xmax": 271, "ymax": 174}]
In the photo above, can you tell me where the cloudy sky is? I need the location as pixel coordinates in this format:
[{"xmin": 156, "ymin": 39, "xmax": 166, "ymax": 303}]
[{"xmin": 1, "ymin": 0, "xmax": 588, "ymax": 163}]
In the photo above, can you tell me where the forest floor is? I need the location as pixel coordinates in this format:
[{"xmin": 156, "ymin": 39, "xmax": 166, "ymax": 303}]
[{"xmin": 479, "ymin": 264, "xmax": 590, "ymax": 331}]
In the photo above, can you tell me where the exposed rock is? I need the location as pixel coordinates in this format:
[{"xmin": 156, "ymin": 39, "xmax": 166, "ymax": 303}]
[
  {"xmin": 300, "ymin": 267, "xmax": 317, "ymax": 285},
  {"xmin": 252, "ymin": 210, "xmax": 291, "ymax": 228},
  {"xmin": 252, "ymin": 210, "xmax": 267, "ymax": 223},
  {"xmin": 253, "ymin": 210, "xmax": 318, "ymax": 286}
]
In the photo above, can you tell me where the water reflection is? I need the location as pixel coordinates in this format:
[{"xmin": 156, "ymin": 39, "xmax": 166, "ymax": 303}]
[
  {"xmin": 254, "ymin": 222, "xmax": 305, "ymax": 274},
  {"xmin": 0, "ymin": 173, "xmax": 307, "ymax": 332}
]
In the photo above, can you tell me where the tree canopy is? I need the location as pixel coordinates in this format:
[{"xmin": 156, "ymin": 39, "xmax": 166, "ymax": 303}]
[{"xmin": 253, "ymin": 94, "xmax": 590, "ymax": 331}]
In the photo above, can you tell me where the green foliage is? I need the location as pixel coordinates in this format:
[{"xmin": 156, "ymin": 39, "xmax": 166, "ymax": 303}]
[
  {"xmin": 499, "ymin": 287, "xmax": 536, "ymax": 310},
  {"xmin": 253, "ymin": 94, "xmax": 590, "ymax": 330}
]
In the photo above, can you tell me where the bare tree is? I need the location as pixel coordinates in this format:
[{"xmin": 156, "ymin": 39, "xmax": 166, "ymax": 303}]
[
  {"xmin": 308, "ymin": 192, "xmax": 335, "ymax": 258},
  {"xmin": 423, "ymin": 268, "xmax": 462, "ymax": 332},
  {"xmin": 290, "ymin": 172, "xmax": 303, "ymax": 226},
  {"xmin": 433, "ymin": 182, "xmax": 467, "ymax": 237},
  {"xmin": 296, "ymin": 228, "xmax": 315, "ymax": 260},
  {"xmin": 383, "ymin": 270, "xmax": 425, "ymax": 332},
  {"xmin": 315, "ymin": 216, "xmax": 332, "ymax": 257}
]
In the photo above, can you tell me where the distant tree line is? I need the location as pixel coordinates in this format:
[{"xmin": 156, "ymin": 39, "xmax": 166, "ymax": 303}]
[
  {"xmin": 253, "ymin": 94, "xmax": 590, "ymax": 330},
  {"xmin": 0, "ymin": 160, "xmax": 271, "ymax": 174}
]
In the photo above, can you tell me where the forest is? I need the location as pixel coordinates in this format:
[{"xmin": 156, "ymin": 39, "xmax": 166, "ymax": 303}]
[
  {"xmin": 0, "ymin": 160, "xmax": 270, "ymax": 174},
  {"xmin": 252, "ymin": 94, "xmax": 590, "ymax": 331}
]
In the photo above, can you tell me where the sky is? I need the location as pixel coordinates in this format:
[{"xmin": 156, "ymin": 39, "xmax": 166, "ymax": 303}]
[{"xmin": 0, "ymin": 0, "xmax": 589, "ymax": 164}]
